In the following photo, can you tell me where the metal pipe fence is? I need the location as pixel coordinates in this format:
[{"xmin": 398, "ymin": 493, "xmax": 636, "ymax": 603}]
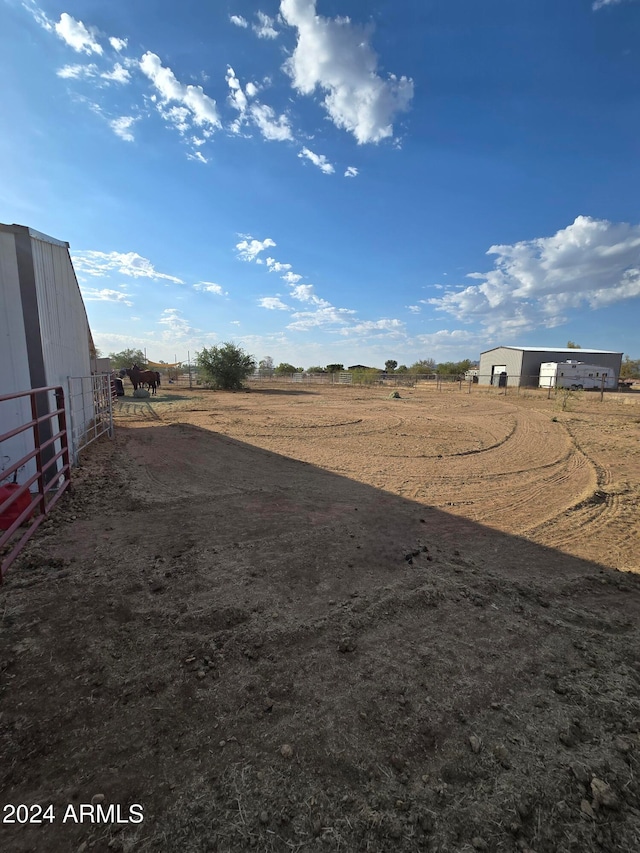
[
  {"xmin": 67, "ymin": 374, "xmax": 114, "ymax": 464},
  {"xmin": 0, "ymin": 386, "xmax": 71, "ymax": 583}
]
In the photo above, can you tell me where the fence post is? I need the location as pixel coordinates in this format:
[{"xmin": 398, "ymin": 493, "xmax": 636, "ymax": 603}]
[
  {"xmin": 600, "ymin": 374, "xmax": 605, "ymax": 402},
  {"xmin": 30, "ymin": 392, "xmax": 46, "ymax": 516},
  {"xmin": 55, "ymin": 386, "xmax": 71, "ymax": 482},
  {"xmin": 106, "ymin": 375, "xmax": 114, "ymax": 438}
]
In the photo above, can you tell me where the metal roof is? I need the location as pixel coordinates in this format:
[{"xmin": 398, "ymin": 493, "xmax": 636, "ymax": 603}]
[
  {"xmin": 481, "ymin": 346, "xmax": 622, "ymax": 355},
  {"xmin": 0, "ymin": 222, "xmax": 69, "ymax": 248}
]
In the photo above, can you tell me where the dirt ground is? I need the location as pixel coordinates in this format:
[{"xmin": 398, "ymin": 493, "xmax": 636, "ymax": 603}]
[{"xmin": 1, "ymin": 381, "xmax": 640, "ymax": 853}]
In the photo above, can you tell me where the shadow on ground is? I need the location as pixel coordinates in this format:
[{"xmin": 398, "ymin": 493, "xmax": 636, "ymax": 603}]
[{"xmin": 1, "ymin": 422, "xmax": 639, "ymax": 853}]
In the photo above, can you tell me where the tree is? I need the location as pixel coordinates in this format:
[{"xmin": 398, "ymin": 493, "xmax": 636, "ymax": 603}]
[
  {"xmin": 259, "ymin": 356, "xmax": 274, "ymax": 376},
  {"xmin": 436, "ymin": 359, "xmax": 473, "ymax": 377},
  {"xmin": 325, "ymin": 364, "xmax": 344, "ymax": 373},
  {"xmin": 351, "ymin": 368, "xmax": 381, "ymax": 385},
  {"xmin": 408, "ymin": 359, "xmax": 436, "ymax": 375},
  {"xmin": 307, "ymin": 366, "xmax": 326, "ymax": 373},
  {"xmin": 275, "ymin": 362, "xmax": 299, "ymax": 374},
  {"xmin": 385, "ymin": 359, "xmax": 398, "ymax": 373},
  {"xmin": 108, "ymin": 348, "xmax": 147, "ymax": 370},
  {"xmin": 567, "ymin": 341, "xmax": 581, "ymax": 348},
  {"xmin": 195, "ymin": 342, "xmax": 256, "ymax": 390},
  {"xmin": 395, "ymin": 364, "xmax": 408, "ymax": 373},
  {"xmin": 620, "ymin": 355, "xmax": 640, "ymax": 378}
]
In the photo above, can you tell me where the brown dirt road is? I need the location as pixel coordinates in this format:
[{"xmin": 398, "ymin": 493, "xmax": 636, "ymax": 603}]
[{"xmin": 1, "ymin": 383, "xmax": 639, "ymax": 852}]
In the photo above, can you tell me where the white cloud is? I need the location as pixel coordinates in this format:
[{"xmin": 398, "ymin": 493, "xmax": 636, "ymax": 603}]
[
  {"xmin": 280, "ymin": 0, "xmax": 413, "ymax": 144},
  {"xmin": 140, "ymin": 52, "xmax": 221, "ymax": 134},
  {"xmin": 259, "ymin": 297, "xmax": 290, "ymax": 310},
  {"xmin": 290, "ymin": 284, "xmax": 329, "ymax": 306},
  {"xmin": 245, "ymin": 81, "xmax": 259, "ymax": 97},
  {"xmin": 57, "ymin": 63, "xmax": 98, "ymax": 80},
  {"xmin": 72, "ymin": 250, "xmax": 184, "ymax": 283},
  {"xmin": 55, "ymin": 12, "xmax": 103, "ymax": 55},
  {"xmin": 236, "ymin": 236, "xmax": 277, "ymax": 261},
  {"xmin": 344, "ymin": 166, "xmax": 358, "ymax": 178},
  {"xmin": 158, "ymin": 105, "xmax": 191, "ymax": 134},
  {"xmin": 253, "ymin": 11, "xmax": 279, "ymax": 39},
  {"xmin": 57, "ymin": 60, "xmax": 130, "ymax": 85},
  {"xmin": 187, "ymin": 151, "xmax": 209, "ymax": 164},
  {"xmin": 282, "ymin": 271, "xmax": 303, "ymax": 285},
  {"xmin": 159, "ymin": 308, "xmax": 194, "ymax": 337},
  {"xmin": 287, "ymin": 305, "xmax": 356, "ymax": 330},
  {"xmin": 109, "ymin": 116, "xmax": 136, "ymax": 141},
  {"xmin": 298, "ymin": 147, "xmax": 335, "ymax": 174},
  {"xmin": 266, "ymin": 257, "xmax": 292, "ymax": 273},
  {"xmin": 81, "ymin": 287, "xmax": 133, "ymax": 307},
  {"xmin": 249, "ymin": 102, "xmax": 293, "ymax": 141},
  {"xmin": 428, "ymin": 216, "xmax": 640, "ymax": 335},
  {"xmin": 230, "ymin": 14, "xmax": 249, "ymax": 28},
  {"xmin": 408, "ymin": 305, "xmax": 421, "ymax": 313},
  {"xmin": 109, "ymin": 36, "xmax": 128, "ymax": 51},
  {"xmin": 226, "ymin": 66, "xmax": 249, "ymax": 132},
  {"xmin": 22, "ymin": 1, "xmax": 54, "ymax": 32},
  {"xmin": 227, "ymin": 67, "xmax": 293, "ymax": 140},
  {"xmin": 340, "ymin": 318, "xmax": 404, "ymax": 336},
  {"xmin": 195, "ymin": 281, "xmax": 226, "ymax": 295},
  {"xmin": 101, "ymin": 63, "xmax": 131, "ymax": 84},
  {"xmin": 414, "ymin": 329, "xmax": 483, "ymax": 351},
  {"xmin": 592, "ymin": 0, "xmax": 636, "ymax": 9}
]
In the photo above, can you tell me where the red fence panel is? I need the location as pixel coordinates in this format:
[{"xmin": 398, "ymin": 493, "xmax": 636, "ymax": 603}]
[{"xmin": 0, "ymin": 386, "xmax": 71, "ymax": 583}]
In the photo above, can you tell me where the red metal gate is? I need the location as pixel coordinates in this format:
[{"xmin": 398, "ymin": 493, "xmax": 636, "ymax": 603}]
[{"xmin": 0, "ymin": 386, "xmax": 71, "ymax": 583}]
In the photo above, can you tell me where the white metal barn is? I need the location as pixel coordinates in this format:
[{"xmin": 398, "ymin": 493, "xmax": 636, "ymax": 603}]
[
  {"xmin": 478, "ymin": 346, "xmax": 623, "ymax": 387},
  {"xmin": 0, "ymin": 223, "xmax": 95, "ymax": 483}
]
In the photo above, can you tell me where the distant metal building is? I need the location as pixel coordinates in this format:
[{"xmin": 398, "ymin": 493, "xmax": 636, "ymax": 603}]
[
  {"xmin": 478, "ymin": 346, "xmax": 623, "ymax": 387},
  {"xmin": 0, "ymin": 223, "xmax": 95, "ymax": 481}
]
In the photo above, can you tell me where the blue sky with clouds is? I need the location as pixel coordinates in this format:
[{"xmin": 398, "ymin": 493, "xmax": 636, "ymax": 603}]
[{"xmin": 1, "ymin": 0, "xmax": 639, "ymax": 367}]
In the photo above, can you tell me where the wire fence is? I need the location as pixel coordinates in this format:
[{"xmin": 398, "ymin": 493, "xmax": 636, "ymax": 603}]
[{"xmin": 245, "ymin": 372, "xmax": 635, "ymax": 395}]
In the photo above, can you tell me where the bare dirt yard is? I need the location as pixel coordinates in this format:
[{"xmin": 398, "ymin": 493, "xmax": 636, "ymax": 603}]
[{"xmin": 2, "ymin": 382, "xmax": 640, "ymax": 853}]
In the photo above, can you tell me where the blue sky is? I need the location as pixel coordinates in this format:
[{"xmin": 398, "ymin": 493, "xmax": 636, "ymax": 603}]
[{"xmin": 1, "ymin": 0, "xmax": 639, "ymax": 368}]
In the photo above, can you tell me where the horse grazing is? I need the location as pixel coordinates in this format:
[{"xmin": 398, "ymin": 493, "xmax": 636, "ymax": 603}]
[{"xmin": 125, "ymin": 364, "xmax": 158, "ymax": 395}]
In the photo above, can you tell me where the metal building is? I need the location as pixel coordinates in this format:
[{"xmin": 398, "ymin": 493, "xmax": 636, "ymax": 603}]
[
  {"xmin": 478, "ymin": 346, "xmax": 623, "ymax": 387},
  {"xmin": 0, "ymin": 223, "xmax": 94, "ymax": 481}
]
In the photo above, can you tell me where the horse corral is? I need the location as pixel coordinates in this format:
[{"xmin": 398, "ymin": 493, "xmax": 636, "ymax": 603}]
[{"xmin": 2, "ymin": 382, "xmax": 639, "ymax": 852}]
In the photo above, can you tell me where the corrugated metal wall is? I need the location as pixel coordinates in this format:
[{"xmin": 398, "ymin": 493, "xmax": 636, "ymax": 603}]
[
  {"xmin": 31, "ymin": 236, "xmax": 92, "ymax": 387},
  {"xmin": 521, "ymin": 350, "xmax": 622, "ymax": 384},
  {"xmin": 0, "ymin": 225, "xmax": 94, "ymax": 482},
  {"xmin": 480, "ymin": 347, "xmax": 623, "ymax": 386},
  {"xmin": 478, "ymin": 347, "xmax": 524, "ymax": 384},
  {"xmin": 0, "ymin": 231, "xmax": 34, "ymax": 482}
]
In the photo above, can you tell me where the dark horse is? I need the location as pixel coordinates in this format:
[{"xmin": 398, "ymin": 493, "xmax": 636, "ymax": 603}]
[{"xmin": 121, "ymin": 364, "xmax": 158, "ymax": 395}]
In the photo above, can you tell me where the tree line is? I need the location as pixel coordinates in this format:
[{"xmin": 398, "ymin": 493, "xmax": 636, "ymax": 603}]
[{"xmin": 106, "ymin": 345, "xmax": 640, "ymax": 392}]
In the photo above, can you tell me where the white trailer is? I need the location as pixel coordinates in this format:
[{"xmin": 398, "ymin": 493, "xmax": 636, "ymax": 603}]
[{"xmin": 538, "ymin": 361, "xmax": 617, "ymax": 391}]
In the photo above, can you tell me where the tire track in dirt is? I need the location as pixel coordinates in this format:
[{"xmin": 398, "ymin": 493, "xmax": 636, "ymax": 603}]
[
  {"xmin": 523, "ymin": 419, "xmax": 625, "ymax": 554},
  {"xmin": 385, "ymin": 414, "xmax": 518, "ymax": 458},
  {"xmin": 400, "ymin": 407, "xmax": 596, "ymax": 534}
]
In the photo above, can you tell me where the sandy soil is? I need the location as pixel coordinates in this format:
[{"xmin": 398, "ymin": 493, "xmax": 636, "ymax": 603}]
[{"xmin": 1, "ymin": 382, "xmax": 639, "ymax": 852}]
